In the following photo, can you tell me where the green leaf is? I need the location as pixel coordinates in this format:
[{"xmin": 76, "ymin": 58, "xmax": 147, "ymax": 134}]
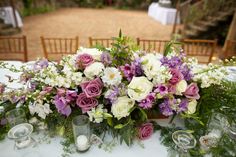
[{"xmin": 107, "ymin": 117, "xmax": 113, "ymax": 127}]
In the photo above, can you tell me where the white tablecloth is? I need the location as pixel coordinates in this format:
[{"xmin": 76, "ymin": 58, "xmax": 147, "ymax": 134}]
[
  {"xmin": 0, "ymin": 118, "xmax": 184, "ymax": 157},
  {"xmin": 148, "ymin": 3, "xmax": 180, "ymax": 25},
  {"xmin": 0, "ymin": 6, "xmax": 23, "ymax": 27}
]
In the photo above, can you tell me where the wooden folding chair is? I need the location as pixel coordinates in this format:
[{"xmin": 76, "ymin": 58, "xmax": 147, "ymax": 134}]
[
  {"xmin": 183, "ymin": 39, "xmax": 217, "ymax": 64},
  {"xmin": 137, "ymin": 38, "xmax": 169, "ymax": 53},
  {"xmin": 41, "ymin": 36, "xmax": 79, "ymax": 61},
  {"xmin": 224, "ymin": 40, "xmax": 236, "ymax": 58},
  {"xmin": 0, "ymin": 36, "xmax": 28, "ymax": 62},
  {"xmin": 89, "ymin": 37, "xmax": 114, "ymax": 48}
]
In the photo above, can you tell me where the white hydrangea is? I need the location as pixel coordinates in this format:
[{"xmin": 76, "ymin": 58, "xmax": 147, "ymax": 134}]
[
  {"xmin": 141, "ymin": 53, "xmax": 171, "ymax": 84},
  {"xmin": 28, "ymin": 100, "xmax": 52, "ymax": 119},
  {"xmin": 77, "ymin": 47, "xmax": 103, "ymax": 61},
  {"xmin": 192, "ymin": 64, "xmax": 227, "ymax": 88},
  {"xmin": 87, "ymin": 104, "xmax": 111, "ymax": 123},
  {"xmin": 102, "ymin": 67, "xmax": 122, "ymax": 86},
  {"xmin": 84, "ymin": 62, "xmax": 105, "ymax": 79}
]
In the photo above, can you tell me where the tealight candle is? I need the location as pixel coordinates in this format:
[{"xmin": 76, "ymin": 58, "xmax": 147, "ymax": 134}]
[{"xmin": 76, "ymin": 135, "xmax": 90, "ymax": 151}]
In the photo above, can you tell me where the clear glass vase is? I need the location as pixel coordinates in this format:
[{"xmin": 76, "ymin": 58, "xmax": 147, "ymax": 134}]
[{"xmin": 72, "ymin": 115, "xmax": 91, "ymax": 152}]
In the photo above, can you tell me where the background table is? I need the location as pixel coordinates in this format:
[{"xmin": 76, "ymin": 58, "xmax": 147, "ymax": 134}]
[
  {"xmin": 148, "ymin": 3, "xmax": 180, "ymax": 25},
  {"xmin": 0, "ymin": 6, "xmax": 23, "ymax": 27}
]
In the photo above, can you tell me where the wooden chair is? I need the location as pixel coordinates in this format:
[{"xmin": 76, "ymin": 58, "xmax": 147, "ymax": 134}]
[
  {"xmin": 224, "ymin": 40, "xmax": 236, "ymax": 58},
  {"xmin": 182, "ymin": 39, "xmax": 217, "ymax": 64},
  {"xmin": 89, "ymin": 37, "xmax": 114, "ymax": 48},
  {"xmin": 0, "ymin": 36, "xmax": 28, "ymax": 62},
  {"xmin": 137, "ymin": 38, "xmax": 170, "ymax": 53},
  {"xmin": 41, "ymin": 36, "xmax": 79, "ymax": 61}
]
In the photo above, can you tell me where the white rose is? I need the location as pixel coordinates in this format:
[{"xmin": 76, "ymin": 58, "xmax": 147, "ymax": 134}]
[
  {"xmin": 77, "ymin": 47, "xmax": 103, "ymax": 61},
  {"xmin": 176, "ymin": 80, "xmax": 187, "ymax": 95},
  {"xmin": 111, "ymin": 96, "xmax": 135, "ymax": 120},
  {"xmin": 84, "ymin": 62, "xmax": 105, "ymax": 79},
  {"xmin": 186, "ymin": 99, "xmax": 197, "ymax": 114},
  {"xmin": 128, "ymin": 76, "xmax": 153, "ymax": 101},
  {"xmin": 141, "ymin": 54, "xmax": 162, "ymax": 80}
]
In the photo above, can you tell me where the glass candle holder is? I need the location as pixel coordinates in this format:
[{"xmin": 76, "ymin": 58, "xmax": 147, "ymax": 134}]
[
  {"xmin": 8, "ymin": 123, "xmax": 34, "ymax": 149},
  {"xmin": 6, "ymin": 108, "xmax": 27, "ymax": 128},
  {"xmin": 171, "ymin": 130, "xmax": 196, "ymax": 157},
  {"xmin": 72, "ymin": 115, "xmax": 91, "ymax": 152}
]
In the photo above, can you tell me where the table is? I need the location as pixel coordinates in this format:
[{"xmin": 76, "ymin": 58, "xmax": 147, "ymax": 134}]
[
  {"xmin": 148, "ymin": 3, "xmax": 180, "ymax": 25},
  {"xmin": 0, "ymin": 6, "xmax": 23, "ymax": 27},
  {"xmin": 0, "ymin": 118, "xmax": 185, "ymax": 157}
]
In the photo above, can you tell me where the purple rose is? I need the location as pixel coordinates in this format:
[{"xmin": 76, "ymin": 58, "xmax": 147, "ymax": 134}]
[
  {"xmin": 76, "ymin": 93, "xmax": 98, "ymax": 113},
  {"xmin": 169, "ymin": 68, "xmax": 184, "ymax": 85},
  {"xmin": 138, "ymin": 123, "xmax": 154, "ymax": 140},
  {"xmin": 76, "ymin": 53, "xmax": 94, "ymax": 69},
  {"xmin": 80, "ymin": 78, "xmax": 103, "ymax": 98},
  {"xmin": 184, "ymin": 83, "xmax": 200, "ymax": 99}
]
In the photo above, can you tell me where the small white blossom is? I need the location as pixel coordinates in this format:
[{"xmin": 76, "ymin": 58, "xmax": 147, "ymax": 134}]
[
  {"xmin": 87, "ymin": 104, "xmax": 111, "ymax": 123},
  {"xmin": 102, "ymin": 67, "xmax": 122, "ymax": 86},
  {"xmin": 29, "ymin": 100, "xmax": 52, "ymax": 119}
]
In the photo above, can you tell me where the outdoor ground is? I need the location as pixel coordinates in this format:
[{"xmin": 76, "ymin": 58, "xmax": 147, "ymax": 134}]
[{"xmin": 16, "ymin": 8, "xmax": 173, "ymax": 60}]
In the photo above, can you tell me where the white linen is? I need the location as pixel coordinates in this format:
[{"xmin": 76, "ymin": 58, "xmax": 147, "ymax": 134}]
[
  {"xmin": 0, "ymin": 7, "xmax": 23, "ymax": 27},
  {"xmin": 148, "ymin": 3, "xmax": 180, "ymax": 25},
  {"xmin": 0, "ymin": 118, "xmax": 184, "ymax": 157}
]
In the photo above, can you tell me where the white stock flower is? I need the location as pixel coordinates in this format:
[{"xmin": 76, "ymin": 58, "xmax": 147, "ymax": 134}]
[
  {"xmin": 29, "ymin": 101, "xmax": 52, "ymax": 119},
  {"xmin": 175, "ymin": 80, "xmax": 187, "ymax": 95},
  {"xmin": 111, "ymin": 96, "xmax": 135, "ymax": 120},
  {"xmin": 84, "ymin": 62, "xmax": 105, "ymax": 79},
  {"xmin": 128, "ymin": 76, "xmax": 153, "ymax": 101},
  {"xmin": 102, "ymin": 67, "xmax": 122, "ymax": 86},
  {"xmin": 87, "ymin": 104, "xmax": 110, "ymax": 123},
  {"xmin": 77, "ymin": 47, "xmax": 103, "ymax": 61},
  {"xmin": 186, "ymin": 99, "xmax": 197, "ymax": 114}
]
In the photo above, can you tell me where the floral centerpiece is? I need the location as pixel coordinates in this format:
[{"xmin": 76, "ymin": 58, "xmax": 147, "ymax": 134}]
[{"xmin": 0, "ymin": 33, "xmax": 234, "ymax": 156}]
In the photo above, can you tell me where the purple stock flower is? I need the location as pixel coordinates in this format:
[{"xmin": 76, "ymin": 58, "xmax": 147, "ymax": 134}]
[
  {"xmin": 139, "ymin": 93, "xmax": 156, "ymax": 109},
  {"xmin": 132, "ymin": 58, "xmax": 143, "ymax": 76},
  {"xmin": 159, "ymin": 99, "xmax": 173, "ymax": 116},
  {"xmin": 105, "ymin": 87, "xmax": 119, "ymax": 103},
  {"xmin": 161, "ymin": 56, "xmax": 182, "ymax": 68},
  {"xmin": 120, "ymin": 59, "xmax": 143, "ymax": 81},
  {"xmin": 154, "ymin": 84, "xmax": 168, "ymax": 95},
  {"xmin": 177, "ymin": 99, "xmax": 188, "ymax": 113},
  {"xmin": 101, "ymin": 52, "xmax": 112, "ymax": 65},
  {"xmin": 179, "ymin": 65, "xmax": 193, "ymax": 81},
  {"xmin": 54, "ymin": 95, "xmax": 71, "ymax": 117},
  {"xmin": 33, "ymin": 59, "xmax": 48, "ymax": 71}
]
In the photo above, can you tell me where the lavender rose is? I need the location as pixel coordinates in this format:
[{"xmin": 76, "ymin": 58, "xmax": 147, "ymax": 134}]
[
  {"xmin": 184, "ymin": 83, "xmax": 200, "ymax": 99},
  {"xmin": 138, "ymin": 123, "xmax": 154, "ymax": 140},
  {"xmin": 76, "ymin": 53, "xmax": 94, "ymax": 69},
  {"xmin": 80, "ymin": 78, "xmax": 103, "ymax": 98},
  {"xmin": 169, "ymin": 68, "xmax": 184, "ymax": 85},
  {"xmin": 76, "ymin": 93, "xmax": 98, "ymax": 113}
]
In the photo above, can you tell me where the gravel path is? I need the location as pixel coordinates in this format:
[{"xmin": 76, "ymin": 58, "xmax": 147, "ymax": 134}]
[{"xmin": 18, "ymin": 8, "xmax": 173, "ymax": 60}]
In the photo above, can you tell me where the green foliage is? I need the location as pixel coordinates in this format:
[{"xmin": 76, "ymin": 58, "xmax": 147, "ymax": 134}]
[{"xmin": 160, "ymin": 81, "xmax": 236, "ymax": 157}]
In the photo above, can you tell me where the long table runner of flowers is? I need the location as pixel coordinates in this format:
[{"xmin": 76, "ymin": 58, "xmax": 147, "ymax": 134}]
[{"xmin": 0, "ymin": 34, "xmax": 236, "ymax": 157}]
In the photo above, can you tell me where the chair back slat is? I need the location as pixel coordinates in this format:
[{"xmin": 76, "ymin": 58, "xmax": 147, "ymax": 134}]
[
  {"xmin": 0, "ymin": 36, "xmax": 28, "ymax": 62},
  {"xmin": 224, "ymin": 40, "xmax": 236, "ymax": 58},
  {"xmin": 137, "ymin": 38, "xmax": 169, "ymax": 53},
  {"xmin": 89, "ymin": 37, "xmax": 114, "ymax": 48},
  {"xmin": 183, "ymin": 39, "xmax": 217, "ymax": 64},
  {"xmin": 41, "ymin": 36, "xmax": 79, "ymax": 61}
]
